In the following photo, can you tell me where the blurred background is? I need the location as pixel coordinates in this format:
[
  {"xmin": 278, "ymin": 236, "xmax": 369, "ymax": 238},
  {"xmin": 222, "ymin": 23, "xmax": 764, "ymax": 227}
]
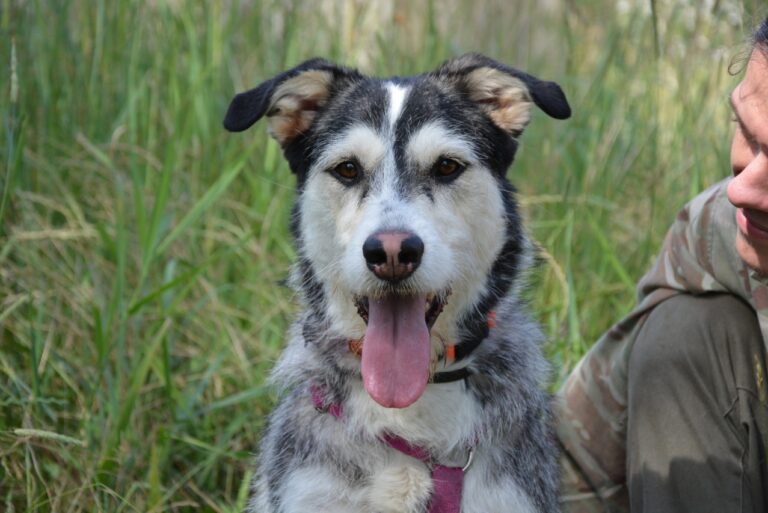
[{"xmin": 1, "ymin": 0, "xmax": 764, "ymax": 511}]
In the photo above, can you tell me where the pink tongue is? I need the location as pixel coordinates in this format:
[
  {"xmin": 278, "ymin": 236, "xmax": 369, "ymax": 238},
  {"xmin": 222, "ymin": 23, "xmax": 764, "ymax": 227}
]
[{"xmin": 361, "ymin": 294, "xmax": 430, "ymax": 408}]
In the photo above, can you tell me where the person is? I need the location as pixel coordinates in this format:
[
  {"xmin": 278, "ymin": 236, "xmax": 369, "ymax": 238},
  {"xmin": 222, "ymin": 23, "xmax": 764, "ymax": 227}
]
[{"xmin": 557, "ymin": 16, "xmax": 768, "ymax": 513}]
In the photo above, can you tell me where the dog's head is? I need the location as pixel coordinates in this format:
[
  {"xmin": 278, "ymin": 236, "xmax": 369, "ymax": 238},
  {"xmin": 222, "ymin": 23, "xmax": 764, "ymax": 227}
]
[{"xmin": 225, "ymin": 54, "xmax": 569, "ymax": 408}]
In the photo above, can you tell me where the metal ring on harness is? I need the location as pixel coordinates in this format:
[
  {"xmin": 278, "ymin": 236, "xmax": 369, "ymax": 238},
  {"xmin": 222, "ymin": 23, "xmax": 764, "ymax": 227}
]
[{"xmin": 462, "ymin": 448, "xmax": 475, "ymax": 472}]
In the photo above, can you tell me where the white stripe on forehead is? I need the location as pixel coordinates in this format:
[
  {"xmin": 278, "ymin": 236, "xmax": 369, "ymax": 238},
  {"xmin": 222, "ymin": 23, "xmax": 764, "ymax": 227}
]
[{"xmin": 386, "ymin": 83, "xmax": 410, "ymax": 130}]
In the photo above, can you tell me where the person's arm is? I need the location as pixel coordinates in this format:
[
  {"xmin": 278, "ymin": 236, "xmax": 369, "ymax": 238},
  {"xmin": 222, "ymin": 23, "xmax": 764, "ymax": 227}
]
[{"xmin": 556, "ymin": 179, "xmax": 757, "ymax": 511}]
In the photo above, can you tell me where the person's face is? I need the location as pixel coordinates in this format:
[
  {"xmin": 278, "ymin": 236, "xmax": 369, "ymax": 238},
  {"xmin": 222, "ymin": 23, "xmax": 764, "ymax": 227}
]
[{"xmin": 728, "ymin": 48, "xmax": 768, "ymax": 276}]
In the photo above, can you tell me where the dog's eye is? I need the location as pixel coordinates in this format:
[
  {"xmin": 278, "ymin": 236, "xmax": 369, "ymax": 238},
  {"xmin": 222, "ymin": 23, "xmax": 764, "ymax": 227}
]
[
  {"xmin": 433, "ymin": 158, "xmax": 466, "ymax": 181},
  {"xmin": 330, "ymin": 160, "xmax": 361, "ymax": 183}
]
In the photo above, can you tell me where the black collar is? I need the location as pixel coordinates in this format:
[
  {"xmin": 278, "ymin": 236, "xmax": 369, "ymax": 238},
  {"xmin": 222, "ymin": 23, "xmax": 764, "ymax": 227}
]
[{"xmin": 431, "ymin": 332, "xmax": 487, "ymax": 383}]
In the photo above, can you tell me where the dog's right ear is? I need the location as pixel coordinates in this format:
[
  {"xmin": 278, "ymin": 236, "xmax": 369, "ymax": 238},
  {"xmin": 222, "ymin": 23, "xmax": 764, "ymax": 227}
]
[
  {"xmin": 223, "ymin": 58, "xmax": 359, "ymax": 147},
  {"xmin": 432, "ymin": 53, "xmax": 570, "ymax": 137}
]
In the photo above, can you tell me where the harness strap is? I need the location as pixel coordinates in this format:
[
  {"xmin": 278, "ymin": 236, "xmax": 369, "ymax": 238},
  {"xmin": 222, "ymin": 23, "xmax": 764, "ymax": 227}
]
[
  {"xmin": 382, "ymin": 434, "xmax": 468, "ymax": 513},
  {"xmin": 310, "ymin": 384, "xmax": 470, "ymax": 513},
  {"xmin": 310, "ymin": 383, "xmax": 343, "ymax": 418}
]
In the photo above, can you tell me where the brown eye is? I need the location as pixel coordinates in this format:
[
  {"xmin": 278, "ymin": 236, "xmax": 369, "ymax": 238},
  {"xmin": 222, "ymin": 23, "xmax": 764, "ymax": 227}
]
[
  {"xmin": 331, "ymin": 160, "xmax": 360, "ymax": 183},
  {"xmin": 434, "ymin": 157, "xmax": 465, "ymax": 181}
]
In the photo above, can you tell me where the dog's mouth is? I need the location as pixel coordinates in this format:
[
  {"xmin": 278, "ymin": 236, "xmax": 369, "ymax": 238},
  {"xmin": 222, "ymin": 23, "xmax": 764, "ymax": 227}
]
[
  {"xmin": 354, "ymin": 293, "xmax": 447, "ymax": 328},
  {"xmin": 353, "ymin": 291, "xmax": 449, "ymax": 409}
]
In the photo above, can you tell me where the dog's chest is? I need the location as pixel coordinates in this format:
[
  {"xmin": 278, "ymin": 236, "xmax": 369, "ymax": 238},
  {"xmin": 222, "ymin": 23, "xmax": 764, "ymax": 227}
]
[{"xmin": 344, "ymin": 380, "xmax": 481, "ymax": 458}]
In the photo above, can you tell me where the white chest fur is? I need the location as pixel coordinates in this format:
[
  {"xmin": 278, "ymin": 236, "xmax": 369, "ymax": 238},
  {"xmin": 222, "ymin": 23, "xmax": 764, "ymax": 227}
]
[{"xmin": 344, "ymin": 379, "xmax": 481, "ymax": 461}]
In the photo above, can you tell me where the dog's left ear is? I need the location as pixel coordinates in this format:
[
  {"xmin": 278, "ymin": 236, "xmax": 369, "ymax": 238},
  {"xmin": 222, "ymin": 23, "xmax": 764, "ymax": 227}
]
[
  {"xmin": 223, "ymin": 58, "xmax": 360, "ymax": 147},
  {"xmin": 434, "ymin": 53, "xmax": 571, "ymax": 136}
]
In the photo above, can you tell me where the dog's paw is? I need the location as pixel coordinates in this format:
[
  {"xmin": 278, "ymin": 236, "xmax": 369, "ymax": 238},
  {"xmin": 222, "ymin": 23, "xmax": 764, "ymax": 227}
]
[{"xmin": 366, "ymin": 457, "xmax": 432, "ymax": 513}]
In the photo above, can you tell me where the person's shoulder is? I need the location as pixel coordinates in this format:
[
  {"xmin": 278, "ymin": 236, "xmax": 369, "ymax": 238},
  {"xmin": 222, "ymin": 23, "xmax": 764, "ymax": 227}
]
[
  {"xmin": 678, "ymin": 178, "xmax": 734, "ymax": 237},
  {"xmin": 673, "ymin": 178, "xmax": 742, "ymax": 279},
  {"xmin": 685, "ymin": 178, "xmax": 730, "ymax": 221}
]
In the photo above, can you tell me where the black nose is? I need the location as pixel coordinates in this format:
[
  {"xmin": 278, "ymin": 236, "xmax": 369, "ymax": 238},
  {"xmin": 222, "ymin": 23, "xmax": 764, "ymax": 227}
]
[{"xmin": 362, "ymin": 231, "xmax": 424, "ymax": 282}]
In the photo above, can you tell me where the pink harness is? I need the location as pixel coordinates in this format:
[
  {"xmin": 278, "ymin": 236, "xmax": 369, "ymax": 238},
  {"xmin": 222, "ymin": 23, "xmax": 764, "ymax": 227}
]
[{"xmin": 311, "ymin": 384, "xmax": 472, "ymax": 513}]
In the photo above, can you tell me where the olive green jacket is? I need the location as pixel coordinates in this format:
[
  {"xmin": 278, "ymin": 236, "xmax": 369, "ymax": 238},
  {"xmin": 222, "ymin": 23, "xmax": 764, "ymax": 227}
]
[{"xmin": 557, "ymin": 179, "xmax": 768, "ymax": 512}]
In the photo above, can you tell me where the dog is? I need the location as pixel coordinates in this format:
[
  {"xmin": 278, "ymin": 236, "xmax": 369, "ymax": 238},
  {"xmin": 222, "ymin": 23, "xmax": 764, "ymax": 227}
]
[{"xmin": 224, "ymin": 53, "xmax": 570, "ymax": 513}]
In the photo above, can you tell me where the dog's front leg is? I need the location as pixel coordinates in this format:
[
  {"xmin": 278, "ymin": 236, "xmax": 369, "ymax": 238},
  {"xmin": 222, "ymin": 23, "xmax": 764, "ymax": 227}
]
[
  {"xmin": 365, "ymin": 453, "xmax": 433, "ymax": 513},
  {"xmin": 461, "ymin": 451, "xmax": 542, "ymax": 513},
  {"xmin": 272, "ymin": 466, "xmax": 366, "ymax": 513}
]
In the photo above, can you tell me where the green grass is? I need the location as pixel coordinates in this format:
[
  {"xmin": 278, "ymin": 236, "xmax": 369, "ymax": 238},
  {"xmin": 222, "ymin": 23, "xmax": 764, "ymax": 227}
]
[{"xmin": 0, "ymin": 0, "xmax": 758, "ymax": 511}]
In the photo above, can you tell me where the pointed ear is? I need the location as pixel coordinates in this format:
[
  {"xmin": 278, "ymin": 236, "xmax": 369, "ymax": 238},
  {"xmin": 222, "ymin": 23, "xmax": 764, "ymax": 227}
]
[
  {"xmin": 223, "ymin": 58, "xmax": 358, "ymax": 146},
  {"xmin": 434, "ymin": 53, "xmax": 570, "ymax": 136}
]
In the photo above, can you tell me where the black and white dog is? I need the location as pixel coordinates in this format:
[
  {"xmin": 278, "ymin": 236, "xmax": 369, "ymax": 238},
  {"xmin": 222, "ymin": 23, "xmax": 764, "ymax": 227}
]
[{"xmin": 224, "ymin": 54, "xmax": 570, "ymax": 513}]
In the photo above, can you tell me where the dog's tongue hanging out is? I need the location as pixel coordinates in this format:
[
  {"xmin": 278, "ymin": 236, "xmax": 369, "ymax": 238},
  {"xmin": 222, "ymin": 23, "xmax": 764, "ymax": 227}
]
[{"xmin": 361, "ymin": 294, "xmax": 431, "ymax": 408}]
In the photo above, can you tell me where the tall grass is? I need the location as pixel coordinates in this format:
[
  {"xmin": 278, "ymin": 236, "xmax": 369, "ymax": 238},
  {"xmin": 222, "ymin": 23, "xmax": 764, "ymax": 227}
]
[{"xmin": 0, "ymin": 0, "xmax": 756, "ymax": 511}]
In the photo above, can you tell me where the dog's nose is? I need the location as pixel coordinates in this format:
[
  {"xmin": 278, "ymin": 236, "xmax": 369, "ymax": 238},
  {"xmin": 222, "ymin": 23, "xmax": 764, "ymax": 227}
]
[{"xmin": 362, "ymin": 231, "xmax": 424, "ymax": 282}]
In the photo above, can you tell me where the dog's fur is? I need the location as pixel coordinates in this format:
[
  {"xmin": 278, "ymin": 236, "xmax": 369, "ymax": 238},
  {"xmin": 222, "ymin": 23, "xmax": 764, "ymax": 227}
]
[{"xmin": 224, "ymin": 54, "xmax": 570, "ymax": 513}]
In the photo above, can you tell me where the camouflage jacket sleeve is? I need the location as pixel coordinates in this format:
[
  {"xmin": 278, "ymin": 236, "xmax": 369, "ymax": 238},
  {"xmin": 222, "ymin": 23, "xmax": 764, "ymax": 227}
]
[{"xmin": 556, "ymin": 178, "xmax": 768, "ymax": 512}]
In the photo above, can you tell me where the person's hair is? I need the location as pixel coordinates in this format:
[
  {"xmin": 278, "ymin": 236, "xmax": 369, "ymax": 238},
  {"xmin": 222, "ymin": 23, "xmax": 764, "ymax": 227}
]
[
  {"xmin": 754, "ymin": 16, "xmax": 768, "ymax": 52},
  {"xmin": 730, "ymin": 16, "xmax": 768, "ymax": 75}
]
